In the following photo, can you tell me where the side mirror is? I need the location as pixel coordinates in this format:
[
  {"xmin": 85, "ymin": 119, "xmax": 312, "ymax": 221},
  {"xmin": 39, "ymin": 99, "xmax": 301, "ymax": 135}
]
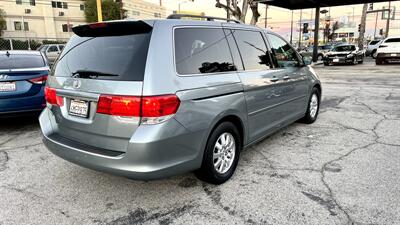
[{"xmin": 302, "ymin": 56, "xmax": 312, "ymax": 66}]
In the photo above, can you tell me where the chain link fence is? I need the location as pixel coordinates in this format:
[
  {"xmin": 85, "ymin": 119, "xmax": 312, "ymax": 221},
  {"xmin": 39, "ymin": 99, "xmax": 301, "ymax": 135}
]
[{"xmin": 0, "ymin": 37, "xmax": 69, "ymax": 51}]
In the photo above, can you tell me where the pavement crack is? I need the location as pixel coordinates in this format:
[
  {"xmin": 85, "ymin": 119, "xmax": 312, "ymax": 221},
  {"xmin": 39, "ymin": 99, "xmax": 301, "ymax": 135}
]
[{"xmin": 0, "ymin": 150, "xmax": 9, "ymax": 172}]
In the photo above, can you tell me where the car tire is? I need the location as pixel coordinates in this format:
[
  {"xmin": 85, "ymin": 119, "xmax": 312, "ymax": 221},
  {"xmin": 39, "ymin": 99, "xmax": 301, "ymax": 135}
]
[
  {"xmin": 352, "ymin": 57, "xmax": 358, "ymax": 65},
  {"xmin": 317, "ymin": 55, "xmax": 323, "ymax": 61},
  {"xmin": 323, "ymin": 62, "xmax": 329, "ymax": 66},
  {"xmin": 371, "ymin": 50, "xmax": 377, "ymax": 59},
  {"xmin": 376, "ymin": 59, "xmax": 383, "ymax": 65},
  {"xmin": 195, "ymin": 122, "xmax": 241, "ymax": 184},
  {"xmin": 300, "ymin": 87, "xmax": 320, "ymax": 124}
]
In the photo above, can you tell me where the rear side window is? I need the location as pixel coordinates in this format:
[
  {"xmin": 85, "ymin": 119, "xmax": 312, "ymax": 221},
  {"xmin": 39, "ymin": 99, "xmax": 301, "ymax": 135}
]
[
  {"xmin": 370, "ymin": 40, "xmax": 380, "ymax": 45},
  {"xmin": 267, "ymin": 33, "xmax": 300, "ymax": 68},
  {"xmin": 54, "ymin": 33, "xmax": 151, "ymax": 81},
  {"xmin": 0, "ymin": 54, "xmax": 46, "ymax": 69},
  {"xmin": 174, "ymin": 28, "xmax": 237, "ymax": 75},
  {"xmin": 385, "ymin": 38, "xmax": 400, "ymax": 43},
  {"xmin": 231, "ymin": 30, "xmax": 272, "ymax": 71}
]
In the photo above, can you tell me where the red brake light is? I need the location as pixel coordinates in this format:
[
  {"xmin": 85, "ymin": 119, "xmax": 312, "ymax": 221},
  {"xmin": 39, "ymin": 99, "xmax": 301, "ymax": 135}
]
[
  {"xmin": 29, "ymin": 75, "xmax": 48, "ymax": 84},
  {"xmin": 89, "ymin": 23, "xmax": 107, "ymax": 29},
  {"xmin": 96, "ymin": 94, "xmax": 180, "ymax": 118},
  {"xmin": 97, "ymin": 95, "xmax": 141, "ymax": 117},
  {"xmin": 141, "ymin": 95, "xmax": 180, "ymax": 117},
  {"xmin": 44, "ymin": 87, "xmax": 64, "ymax": 106}
]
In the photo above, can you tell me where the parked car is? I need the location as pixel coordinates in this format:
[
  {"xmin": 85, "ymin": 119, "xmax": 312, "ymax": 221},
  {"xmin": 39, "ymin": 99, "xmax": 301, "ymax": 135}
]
[
  {"xmin": 323, "ymin": 44, "xmax": 364, "ymax": 65},
  {"xmin": 37, "ymin": 44, "xmax": 65, "ymax": 65},
  {"xmin": 39, "ymin": 16, "xmax": 322, "ymax": 184},
  {"xmin": 299, "ymin": 45, "xmax": 333, "ymax": 61},
  {"xmin": 375, "ymin": 36, "xmax": 400, "ymax": 65},
  {"xmin": 366, "ymin": 39, "xmax": 382, "ymax": 58},
  {"xmin": 0, "ymin": 50, "xmax": 50, "ymax": 117}
]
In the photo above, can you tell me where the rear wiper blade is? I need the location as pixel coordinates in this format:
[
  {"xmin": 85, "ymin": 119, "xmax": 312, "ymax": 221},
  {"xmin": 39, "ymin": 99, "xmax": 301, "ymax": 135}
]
[{"xmin": 71, "ymin": 70, "xmax": 119, "ymax": 78}]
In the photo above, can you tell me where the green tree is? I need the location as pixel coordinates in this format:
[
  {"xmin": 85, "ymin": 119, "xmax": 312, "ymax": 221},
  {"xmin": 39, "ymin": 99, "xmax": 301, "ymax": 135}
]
[
  {"xmin": 84, "ymin": 0, "xmax": 123, "ymax": 23},
  {"xmin": 0, "ymin": 9, "xmax": 6, "ymax": 36}
]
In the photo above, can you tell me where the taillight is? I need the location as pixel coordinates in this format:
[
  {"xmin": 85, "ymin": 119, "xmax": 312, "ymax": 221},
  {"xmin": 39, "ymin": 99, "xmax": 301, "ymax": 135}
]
[
  {"xmin": 29, "ymin": 75, "xmax": 48, "ymax": 84},
  {"xmin": 97, "ymin": 95, "xmax": 141, "ymax": 117},
  {"xmin": 96, "ymin": 94, "xmax": 180, "ymax": 124},
  {"xmin": 44, "ymin": 87, "xmax": 64, "ymax": 106}
]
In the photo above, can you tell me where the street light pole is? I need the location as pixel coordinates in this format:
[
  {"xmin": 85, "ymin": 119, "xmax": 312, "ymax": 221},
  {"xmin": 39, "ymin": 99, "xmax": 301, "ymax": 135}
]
[
  {"xmin": 290, "ymin": 10, "xmax": 294, "ymax": 44},
  {"xmin": 385, "ymin": 1, "xmax": 391, "ymax": 37},
  {"xmin": 96, "ymin": 0, "xmax": 103, "ymax": 22},
  {"xmin": 298, "ymin": 9, "xmax": 302, "ymax": 49},
  {"xmin": 265, "ymin": 4, "xmax": 268, "ymax": 28}
]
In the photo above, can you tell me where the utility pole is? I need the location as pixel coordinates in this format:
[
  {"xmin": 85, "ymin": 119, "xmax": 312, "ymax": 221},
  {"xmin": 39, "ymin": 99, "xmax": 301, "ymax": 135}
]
[
  {"xmin": 358, "ymin": 3, "xmax": 368, "ymax": 50},
  {"xmin": 96, "ymin": 0, "xmax": 103, "ymax": 22},
  {"xmin": 159, "ymin": 0, "xmax": 162, "ymax": 6},
  {"xmin": 374, "ymin": 12, "xmax": 378, "ymax": 38},
  {"xmin": 312, "ymin": 5, "xmax": 320, "ymax": 62},
  {"xmin": 298, "ymin": 9, "xmax": 302, "ymax": 49},
  {"xmin": 385, "ymin": 1, "xmax": 391, "ymax": 37},
  {"xmin": 265, "ymin": 4, "xmax": 268, "ymax": 28},
  {"xmin": 290, "ymin": 10, "xmax": 294, "ymax": 44},
  {"xmin": 227, "ymin": 0, "xmax": 230, "ymax": 19}
]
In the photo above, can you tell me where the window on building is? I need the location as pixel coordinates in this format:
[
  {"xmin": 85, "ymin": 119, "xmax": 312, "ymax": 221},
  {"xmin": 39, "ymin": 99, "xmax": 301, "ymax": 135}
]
[
  {"xmin": 30, "ymin": 0, "xmax": 35, "ymax": 6},
  {"xmin": 62, "ymin": 24, "xmax": 73, "ymax": 32},
  {"xmin": 62, "ymin": 2, "xmax": 68, "ymax": 9},
  {"xmin": 14, "ymin": 22, "xmax": 22, "ymax": 31},
  {"xmin": 16, "ymin": 0, "xmax": 22, "ymax": 4},
  {"xmin": 132, "ymin": 10, "xmax": 140, "ymax": 16},
  {"xmin": 23, "ymin": 22, "xmax": 29, "ymax": 31},
  {"xmin": 174, "ymin": 28, "xmax": 237, "ymax": 75},
  {"xmin": 154, "ymin": 13, "xmax": 161, "ymax": 18},
  {"xmin": 51, "ymin": 1, "xmax": 56, "ymax": 8},
  {"xmin": 80, "ymin": 4, "xmax": 85, "ymax": 11}
]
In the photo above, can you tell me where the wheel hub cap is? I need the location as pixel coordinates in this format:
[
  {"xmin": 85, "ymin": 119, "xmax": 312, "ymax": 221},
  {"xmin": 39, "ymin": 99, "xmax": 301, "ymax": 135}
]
[{"xmin": 213, "ymin": 132, "xmax": 236, "ymax": 174}]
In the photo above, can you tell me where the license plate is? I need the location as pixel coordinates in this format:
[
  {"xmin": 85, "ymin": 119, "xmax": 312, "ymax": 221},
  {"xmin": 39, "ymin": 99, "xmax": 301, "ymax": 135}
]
[
  {"xmin": 391, "ymin": 53, "xmax": 397, "ymax": 56},
  {"xmin": 69, "ymin": 99, "xmax": 89, "ymax": 118},
  {"xmin": 333, "ymin": 58, "xmax": 340, "ymax": 63},
  {"xmin": 0, "ymin": 82, "xmax": 16, "ymax": 92}
]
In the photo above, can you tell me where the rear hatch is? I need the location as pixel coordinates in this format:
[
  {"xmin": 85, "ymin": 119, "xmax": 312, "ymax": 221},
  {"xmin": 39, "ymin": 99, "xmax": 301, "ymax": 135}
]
[
  {"xmin": 0, "ymin": 53, "xmax": 48, "ymax": 100},
  {"xmin": 46, "ymin": 21, "xmax": 153, "ymax": 153}
]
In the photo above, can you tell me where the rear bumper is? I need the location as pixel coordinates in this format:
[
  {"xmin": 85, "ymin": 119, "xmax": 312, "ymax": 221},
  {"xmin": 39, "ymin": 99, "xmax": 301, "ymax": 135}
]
[
  {"xmin": 39, "ymin": 108, "xmax": 207, "ymax": 180},
  {"xmin": 0, "ymin": 91, "xmax": 45, "ymax": 116},
  {"xmin": 376, "ymin": 53, "xmax": 400, "ymax": 62}
]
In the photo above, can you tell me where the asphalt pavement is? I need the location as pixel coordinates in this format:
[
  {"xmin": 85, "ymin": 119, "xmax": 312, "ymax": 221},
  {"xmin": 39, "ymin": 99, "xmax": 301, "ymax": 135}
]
[{"xmin": 0, "ymin": 58, "xmax": 399, "ymax": 225}]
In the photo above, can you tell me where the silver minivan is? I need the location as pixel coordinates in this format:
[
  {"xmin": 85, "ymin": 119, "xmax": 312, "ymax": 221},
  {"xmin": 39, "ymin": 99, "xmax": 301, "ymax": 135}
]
[{"xmin": 40, "ymin": 15, "xmax": 321, "ymax": 184}]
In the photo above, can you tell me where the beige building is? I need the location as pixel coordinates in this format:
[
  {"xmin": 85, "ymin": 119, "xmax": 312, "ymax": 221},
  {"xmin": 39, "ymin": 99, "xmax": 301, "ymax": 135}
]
[{"xmin": 0, "ymin": 0, "xmax": 166, "ymax": 39}]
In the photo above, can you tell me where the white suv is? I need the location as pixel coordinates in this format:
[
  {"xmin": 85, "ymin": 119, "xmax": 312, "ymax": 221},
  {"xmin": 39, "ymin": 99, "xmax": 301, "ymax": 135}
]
[{"xmin": 376, "ymin": 36, "xmax": 400, "ymax": 65}]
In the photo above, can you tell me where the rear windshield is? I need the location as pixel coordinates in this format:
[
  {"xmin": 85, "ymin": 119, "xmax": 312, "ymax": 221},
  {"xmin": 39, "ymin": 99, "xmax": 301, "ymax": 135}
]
[
  {"xmin": 385, "ymin": 38, "xmax": 400, "ymax": 43},
  {"xmin": 0, "ymin": 54, "xmax": 46, "ymax": 69},
  {"xmin": 333, "ymin": 45, "xmax": 355, "ymax": 52},
  {"xmin": 370, "ymin": 40, "xmax": 380, "ymax": 45},
  {"xmin": 53, "ymin": 33, "xmax": 151, "ymax": 81}
]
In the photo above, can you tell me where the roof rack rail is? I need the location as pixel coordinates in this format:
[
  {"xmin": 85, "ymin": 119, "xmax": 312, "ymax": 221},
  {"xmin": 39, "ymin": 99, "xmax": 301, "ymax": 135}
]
[{"xmin": 166, "ymin": 14, "xmax": 241, "ymax": 24}]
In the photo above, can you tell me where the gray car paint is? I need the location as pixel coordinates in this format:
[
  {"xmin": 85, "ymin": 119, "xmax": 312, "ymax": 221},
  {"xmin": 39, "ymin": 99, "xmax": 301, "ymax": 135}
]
[{"xmin": 39, "ymin": 19, "xmax": 321, "ymax": 180}]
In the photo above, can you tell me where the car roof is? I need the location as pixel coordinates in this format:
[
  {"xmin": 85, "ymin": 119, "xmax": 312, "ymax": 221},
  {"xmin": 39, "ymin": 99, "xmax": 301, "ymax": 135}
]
[{"xmin": 0, "ymin": 50, "xmax": 43, "ymax": 56}]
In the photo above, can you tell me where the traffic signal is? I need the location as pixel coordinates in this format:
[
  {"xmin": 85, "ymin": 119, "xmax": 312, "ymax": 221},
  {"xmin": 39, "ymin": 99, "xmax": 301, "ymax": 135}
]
[
  {"xmin": 303, "ymin": 23, "xmax": 309, "ymax": 34},
  {"xmin": 358, "ymin": 24, "xmax": 361, "ymax": 32},
  {"xmin": 379, "ymin": 28, "xmax": 383, "ymax": 36},
  {"xmin": 369, "ymin": 3, "xmax": 373, "ymax": 11}
]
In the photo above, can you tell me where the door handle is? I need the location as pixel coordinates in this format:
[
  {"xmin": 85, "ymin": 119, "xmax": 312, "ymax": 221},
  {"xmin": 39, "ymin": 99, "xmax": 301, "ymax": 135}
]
[
  {"xmin": 283, "ymin": 75, "xmax": 291, "ymax": 80},
  {"xmin": 270, "ymin": 77, "xmax": 279, "ymax": 82}
]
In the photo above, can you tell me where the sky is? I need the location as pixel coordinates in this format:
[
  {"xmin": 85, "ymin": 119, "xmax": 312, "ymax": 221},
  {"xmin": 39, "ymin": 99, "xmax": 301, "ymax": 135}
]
[{"xmin": 146, "ymin": 0, "xmax": 400, "ymax": 39}]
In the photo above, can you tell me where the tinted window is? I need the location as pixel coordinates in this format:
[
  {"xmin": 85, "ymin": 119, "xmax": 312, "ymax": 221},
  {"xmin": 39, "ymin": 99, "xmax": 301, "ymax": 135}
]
[
  {"xmin": 174, "ymin": 28, "xmax": 236, "ymax": 75},
  {"xmin": 267, "ymin": 33, "xmax": 300, "ymax": 68},
  {"xmin": 48, "ymin": 46, "xmax": 58, "ymax": 52},
  {"xmin": 333, "ymin": 45, "xmax": 356, "ymax": 52},
  {"xmin": 232, "ymin": 30, "xmax": 272, "ymax": 71},
  {"xmin": 370, "ymin": 40, "xmax": 380, "ymax": 45},
  {"xmin": 224, "ymin": 29, "xmax": 244, "ymax": 71},
  {"xmin": 54, "ymin": 33, "xmax": 151, "ymax": 81},
  {"xmin": 0, "ymin": 54, "xmax": 46, "ymax": 69},
  {"xmin": 385, "ymin": 38, "xmax": 400, "ymax": 43}
]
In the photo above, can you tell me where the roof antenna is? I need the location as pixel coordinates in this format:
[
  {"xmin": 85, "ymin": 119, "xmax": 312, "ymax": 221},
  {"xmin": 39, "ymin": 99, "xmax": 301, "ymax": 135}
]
[{"xmin": 5, "ymin": 51, "xmax": 10, "ymax": 57}]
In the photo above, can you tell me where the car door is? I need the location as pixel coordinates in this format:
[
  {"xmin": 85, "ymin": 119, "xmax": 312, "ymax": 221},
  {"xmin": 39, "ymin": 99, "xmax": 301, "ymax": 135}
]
[
  {"xmin": 265, "ymin": 32, "xmax": 309, "ymax": 122},
  {"xmin": 46, "ymin": 45, "xmax": 60, "ymax": 63},
  {"xmin": 227, "ymin": 28, "xmax": 286, "ymax": 142}
]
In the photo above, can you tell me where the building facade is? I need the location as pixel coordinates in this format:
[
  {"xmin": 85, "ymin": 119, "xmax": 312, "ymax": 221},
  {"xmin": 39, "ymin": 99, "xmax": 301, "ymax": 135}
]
[{"xmin": 0, "ymin": 0, "xmax": 166, "ymax": 39}]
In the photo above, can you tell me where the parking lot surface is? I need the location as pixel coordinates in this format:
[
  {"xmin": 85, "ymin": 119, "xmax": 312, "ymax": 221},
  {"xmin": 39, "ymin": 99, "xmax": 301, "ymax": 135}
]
[{"xmin": 0, "ymin": 59, "xmax": 399, "ymax": 225}]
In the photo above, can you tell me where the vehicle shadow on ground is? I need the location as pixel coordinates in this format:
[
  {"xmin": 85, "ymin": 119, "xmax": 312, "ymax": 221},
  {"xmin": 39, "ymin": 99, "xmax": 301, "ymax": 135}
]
[{"xmin": 0, "ymin": 114, "xmax": 40, "ymax": 132}]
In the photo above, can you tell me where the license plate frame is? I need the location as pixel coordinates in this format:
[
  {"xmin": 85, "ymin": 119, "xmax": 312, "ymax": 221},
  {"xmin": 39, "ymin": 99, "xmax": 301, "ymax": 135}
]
[
  {"xmin": 69, "ymin": 99, "xmax": 90, "ymax": 118},
  {"xmin": 333, "ymin": 58, "xmax": 340, "ymax": 63},
  {"xmin": 0, "ymin": 82, "xmax": 16, "ymax": 92},
  {"xmin": 391, "ymin": 53, "xmax": 397, "ymax": 57}
]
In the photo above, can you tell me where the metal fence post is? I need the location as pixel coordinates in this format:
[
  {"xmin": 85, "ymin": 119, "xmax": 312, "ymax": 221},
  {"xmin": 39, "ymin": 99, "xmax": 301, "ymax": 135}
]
[{"xmin": 9, "ymin": 39, "xmax": 13, "ymax": 50}]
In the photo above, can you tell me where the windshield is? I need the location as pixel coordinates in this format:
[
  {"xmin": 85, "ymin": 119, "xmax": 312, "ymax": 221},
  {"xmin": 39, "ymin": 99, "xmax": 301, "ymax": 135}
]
[
  {"xmin": 333, "ymin": 45, "xmax": 355, "ymax": 52},
  {"xmin": 370, "ymin": 40, "xmax": 380, "ymax": 45},
  {"xmin": 54, "ymin": 33, "xmax": 151, "ymax": 81},
  {"xmin": 0, "ymin": 54, "xmax": 46, "ymax": 69}
]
